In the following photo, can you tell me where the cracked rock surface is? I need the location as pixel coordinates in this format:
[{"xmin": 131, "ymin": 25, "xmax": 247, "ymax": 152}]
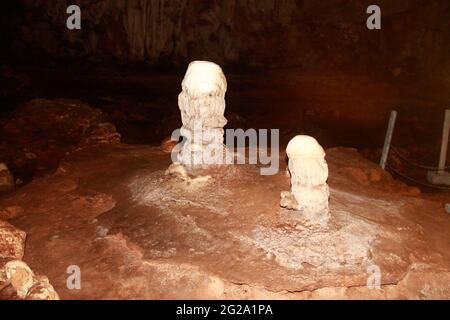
[{"xmin": 0, "ymin": 220, "xmax": 26, "ymax": 260}]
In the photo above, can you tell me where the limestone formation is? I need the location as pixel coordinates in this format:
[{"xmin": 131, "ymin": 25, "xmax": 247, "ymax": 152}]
[
  {"xmin": 165, "ymin": 162, "xmax": 189, "ymax": 180},
  {"xmin": 25, "ymin": 276, "xmax": 60, "ymax": 300},
  {"xmin": 176, "ymin": 61, "xmax": 228, "ymax": 166},
  {"xmin": 165, "ymin": 162, "xmax": 212, "ymax": 187},
  {"xmin": 1, "ymin": 99, "xmax": 117, "ymax": 178},
  {"xmin": 11, "ymin": 1, "xmax": 450, "ymax": 78},
  {"xmin": 4, "ymin": 260, "xmax": 35, "ymax": 298},
  {"xmin": 280, "ymin": 135, "xmax": 330, "ymax": 225}
]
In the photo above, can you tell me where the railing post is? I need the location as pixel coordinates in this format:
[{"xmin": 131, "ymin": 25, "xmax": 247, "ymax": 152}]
[
  {"xmin": 438, "ymin": 109, "xmax": 450, "ymax": 172},
  {"xmin": 380, "ymin": 110, "xmax": 397, "ymax": 170}
]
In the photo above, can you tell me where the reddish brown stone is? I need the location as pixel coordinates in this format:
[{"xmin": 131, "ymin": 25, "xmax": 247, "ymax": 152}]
[
  {"xmin": 0, "ymin": 220, "xmax": 26, "ymax": 260},
  {"xmin": 0, "ymin": 163, "xmax": 14, "ymax": 192}
]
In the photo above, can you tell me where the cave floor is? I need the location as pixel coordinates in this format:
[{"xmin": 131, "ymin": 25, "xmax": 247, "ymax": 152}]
[
  {"xmin": 0, "ymin": 143, "xmax": 449, "ymax": 299},
  {"xmin": 4, "ymin": 65, "xmax": 449, "ymax": 149}
]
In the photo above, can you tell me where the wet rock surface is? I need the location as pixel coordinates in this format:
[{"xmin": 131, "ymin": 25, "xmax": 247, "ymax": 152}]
[{"xmin": 0, "ymin": 142, "xmax": 448, "ymax": 299}]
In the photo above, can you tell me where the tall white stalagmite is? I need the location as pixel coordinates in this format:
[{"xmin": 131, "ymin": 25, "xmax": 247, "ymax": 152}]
[
  {"xmin": 177, "ymin": 61, "xmax": 228, "ymax": 165},
  {"xmin": 281, "ymin": 135, "xmax": 330, "ymax": 225}
]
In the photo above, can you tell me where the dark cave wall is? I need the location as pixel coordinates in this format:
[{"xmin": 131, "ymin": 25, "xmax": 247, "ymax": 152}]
[{"xmin": 5, "ymin": 0, "xmax": 450, "ymax": 78}]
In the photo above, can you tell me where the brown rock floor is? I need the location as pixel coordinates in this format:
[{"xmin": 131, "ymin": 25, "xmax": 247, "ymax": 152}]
[{"xmin": 0, "ymin": 144, "xmax": 449, "ymax": 299}]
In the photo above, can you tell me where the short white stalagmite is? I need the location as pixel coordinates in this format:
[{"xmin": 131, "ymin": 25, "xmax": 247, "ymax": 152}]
[
  {"xmin": 177, "ymin": 61, "xmax": 228, "ymax": 166},
  {"xmin": 280, "ymin": 135, "xmax": 330, "ymax": 225}
]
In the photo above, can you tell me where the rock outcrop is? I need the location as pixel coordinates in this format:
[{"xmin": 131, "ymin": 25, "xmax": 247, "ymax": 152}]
[
  {"xmin": 6, "ymin": 0, "xmax": 450, "ymax": 78},
  {"xmin": 0, "ymin": 163, "xmax": 14, "ymax": 192},
  {"xmin": 281, "ymin": 135, "xmax": 330, "ymax": 226},
  {"xmin": 1, "ymin": 142, "xmax": 449, "ymax": 299},
  {"xmin": 0, "ymin": 99, "xmax": 120, "ymax": 182}
]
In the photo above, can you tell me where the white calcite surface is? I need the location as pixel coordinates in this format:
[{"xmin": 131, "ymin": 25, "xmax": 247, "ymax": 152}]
[
  {"xmin": 177, "ymin": 61, "xmax": 228, "ymax": 165},
  {"xmin": 281, "ymin": 135, "xmax": 330, "ymax": 225}
]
